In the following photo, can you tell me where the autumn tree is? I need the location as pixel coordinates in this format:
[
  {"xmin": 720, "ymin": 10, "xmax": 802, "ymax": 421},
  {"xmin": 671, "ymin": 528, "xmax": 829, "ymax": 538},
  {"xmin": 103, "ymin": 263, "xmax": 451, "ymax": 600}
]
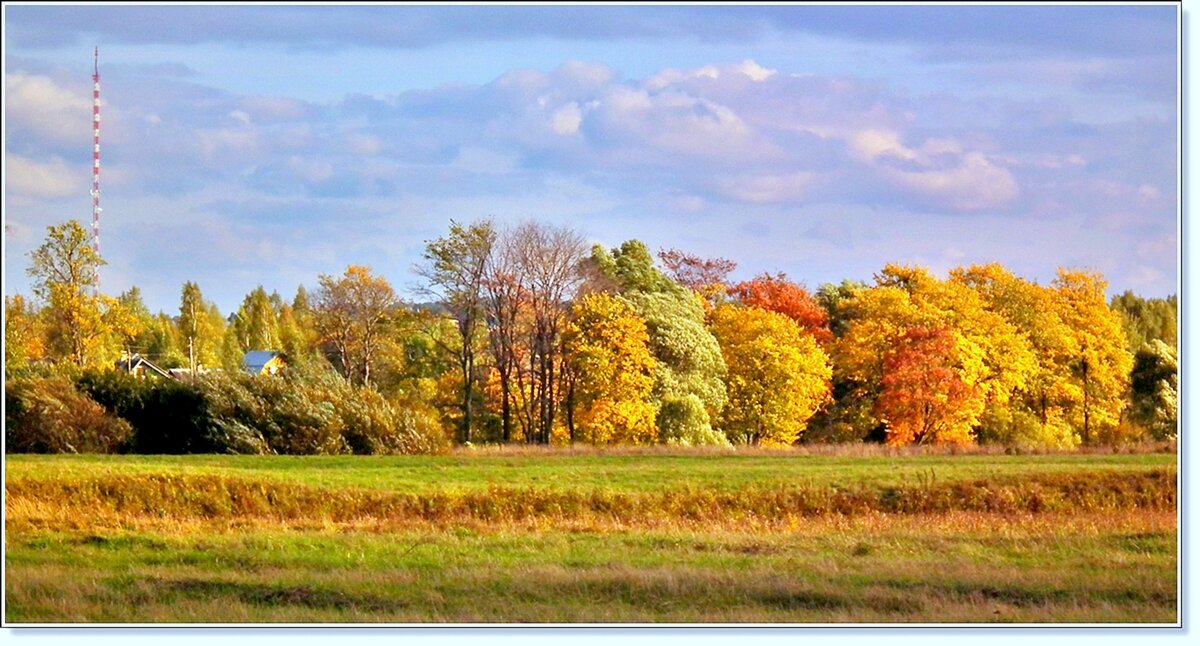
[
  {"xmin": 481, "ymin": 228, "xmax": 526, "ymax": 442},
  {"xmin": 564, "ymin": 293, "xmax": 658, "ymax": 445},
  {"xmin": 4, "ymin": 295, "xmax": 45, "ymax": 374},
  {"xmin": 657, "ymin": 248, "xmax": 736, "ymax": 304},
  {"xmin": 950, "ymin": 264, "xmax": 1078, "ymax": 447},
  {"xmin": 313, "ymin": 265, "xmax": 399, "ymax": 387},
  {"xmin": 874, "ymin": 327, "xmax": 983, "ymax": 445},
  {"xmin": 416, "ymin": 220, "xmax": 496, "ymax": 443},
  {"xmin": 710, "ymin": 304, "xmax": 831, "ymax": 445},
  {"xmin": 26, "ymin": 220, "xmax": 114, "ymax": 366},
  {"xmin": 508, "ymin": 221, "xmax": 587, "ymax": 444},
  {"xmin": 834, "ymin": 264, "xmax": 1035, "ymax": 445},
  {"xmin": 1053, "ymin": 270, "xmax": 1133, "ymax": 443},
  {"xmin": 589, "ymin": 240, "xmax": 728, "ymax": 445},
  {"xmin": 107, "ymin": 287, "xmax": 151, "ymax": 366},
  {"xmin": 178, "ymin": 282, "xmax": 226, "ymax": 372},
  {"xmin": 730, "ymin": 273, "xmax": 833, "ymax": 345}
]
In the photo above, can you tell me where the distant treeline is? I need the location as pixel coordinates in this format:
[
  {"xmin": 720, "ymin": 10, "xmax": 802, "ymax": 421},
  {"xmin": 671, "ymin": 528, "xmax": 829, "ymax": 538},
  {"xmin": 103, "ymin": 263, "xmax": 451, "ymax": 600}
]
[{"xmin": 4, "ymin": 219, "xmax": 1178, "ymax": 453}]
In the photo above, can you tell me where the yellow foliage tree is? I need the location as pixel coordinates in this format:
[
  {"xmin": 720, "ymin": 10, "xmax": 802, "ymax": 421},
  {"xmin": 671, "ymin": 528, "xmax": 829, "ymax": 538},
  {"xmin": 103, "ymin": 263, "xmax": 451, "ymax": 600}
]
[
  {"xmin": 836, "ymin": 264, "xmax": 1036, "ymax": 445},
  {"xmin": 564, "ymin": 293, "xmax": 658, "ymax": 445},
  {"xmin": 1053, "ymin": 269, "xmax": 1133, "ymax": 443},
  {"xmin": 950, "ymin": 263, "xmax": 1079, "ymax": 447},
  {"xmin": 26, "ymin": 221, "xmax": 121, "ymax": 367},
  {"xmin": 4, "ymin": 295, "xmax": 46, "ymax": 373},
  {"xmin": 709, "ymin": 304, "xmax": 831, "ymax": 445}
]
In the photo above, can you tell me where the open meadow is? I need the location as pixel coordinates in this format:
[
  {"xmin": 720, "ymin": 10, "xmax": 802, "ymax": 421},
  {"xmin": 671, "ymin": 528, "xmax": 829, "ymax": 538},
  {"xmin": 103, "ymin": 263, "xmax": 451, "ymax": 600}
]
[{"xmin": 3, "ymin": 448, "xmax": 1178, "ymax": 624}]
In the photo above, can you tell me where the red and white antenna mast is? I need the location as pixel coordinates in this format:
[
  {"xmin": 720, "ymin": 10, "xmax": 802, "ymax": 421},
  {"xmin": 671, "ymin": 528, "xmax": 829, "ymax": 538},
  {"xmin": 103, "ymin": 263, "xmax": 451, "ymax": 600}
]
[{"xmin": 91, "ymin": 47, "xmax": 102, "ymax": 284}]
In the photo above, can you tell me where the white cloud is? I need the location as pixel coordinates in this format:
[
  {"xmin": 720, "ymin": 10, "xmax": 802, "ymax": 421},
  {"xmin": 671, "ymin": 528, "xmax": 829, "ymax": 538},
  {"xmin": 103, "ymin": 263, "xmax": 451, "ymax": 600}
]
[
  {"xmin": 849, "ymin": 129, "xmax": 918, "ymax": 162},
  {"xmin": 646, "ymin": 59, "xmax": 777, "ymax": 90},
  {"xmin": 880, "ymin": 152, "xmax": 1019, "ymax": 212},
  {"xmin": 550, "ymin": 102, "xmax": 582, "ymax": 135},
  {"xmin": 5, "ymin": 72, "xmax": 91, "ymax": 145},
  {"xmin": 4, "ymin": 153, "xmax": 79, "ymax": 199},
  {"xmin": 718, "ymin": 172, "xmax": 817, "ymax": 204},
  {"xmin": 1137, "ymin": 184, "xmax": 1161, "ymax": 200},
  {"xmin": 737, "ymin": 59, "xmax": 777, "ymax": 82}
]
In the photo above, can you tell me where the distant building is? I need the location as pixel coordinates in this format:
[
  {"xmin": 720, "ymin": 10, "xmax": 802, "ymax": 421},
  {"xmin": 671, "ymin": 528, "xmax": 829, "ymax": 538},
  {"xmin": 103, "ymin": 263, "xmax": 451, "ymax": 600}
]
[
  {"xmin": 168, "ymin": 367, "xmax": 217, "ymax": 381},
  {"xmin": 115, "ymin": 352, "xmax": 173, "ymax": 379},
  {"xmin": 243, "ymin": 351, "xmax": 286, "ymax": 376}
]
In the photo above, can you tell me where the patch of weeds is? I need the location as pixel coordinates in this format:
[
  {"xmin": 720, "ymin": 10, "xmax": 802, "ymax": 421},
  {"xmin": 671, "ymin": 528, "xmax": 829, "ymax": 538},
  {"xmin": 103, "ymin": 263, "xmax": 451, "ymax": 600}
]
[
  {"xmin": 1109, "ymin": 532, "xmax": 1173, "ymax": 555},
  {"xmin": 758, "ymin": 589, "xmax": 851, "ymax": 611},
  {"xmin": 77, "ymin": 534, "xmax": 168, "ymax": 550},
  {"xmin": 157, "ymin": 577, "xmax": 397, "ymax": 612}
]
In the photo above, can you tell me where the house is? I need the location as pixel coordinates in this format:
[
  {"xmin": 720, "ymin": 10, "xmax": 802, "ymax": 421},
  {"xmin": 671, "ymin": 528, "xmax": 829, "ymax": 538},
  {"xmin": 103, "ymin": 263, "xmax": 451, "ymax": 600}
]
[
  {"xmin": 115, "ymin": 352, "xmax": 173, "ymax": 379},
  {"xmin": 243, "ymin": 350, "xmax": 286, "ymax": 376}
]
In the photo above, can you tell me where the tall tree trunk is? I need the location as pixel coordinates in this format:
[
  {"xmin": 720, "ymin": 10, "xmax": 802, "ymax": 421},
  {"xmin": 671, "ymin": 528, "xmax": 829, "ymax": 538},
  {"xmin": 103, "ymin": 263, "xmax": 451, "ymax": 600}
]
[{"xmin": 1081, "ymin": 358, "xmax": 1091, "ymax": 444}]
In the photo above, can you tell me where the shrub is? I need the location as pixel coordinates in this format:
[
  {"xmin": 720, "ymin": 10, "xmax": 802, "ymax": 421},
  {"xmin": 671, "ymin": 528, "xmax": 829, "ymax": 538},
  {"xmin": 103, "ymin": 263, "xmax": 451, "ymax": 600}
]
[
  {"xmin": 6, "ymin": 376, "xmax": 133, "ymax": 453},
  {"xmin": 975, "ymin": 405, "xmax": 1079, "ymax": 451},
  {"xmin": 658, "ymin": 394, "xmax": 729, "ymax": 446},
  {"xmin": 75, "ymin": 369, "xmax": 217, "ymax": 454},
  {"xmin": 195, "ymin": 373, "xmax": 272, "ymax": 454}
]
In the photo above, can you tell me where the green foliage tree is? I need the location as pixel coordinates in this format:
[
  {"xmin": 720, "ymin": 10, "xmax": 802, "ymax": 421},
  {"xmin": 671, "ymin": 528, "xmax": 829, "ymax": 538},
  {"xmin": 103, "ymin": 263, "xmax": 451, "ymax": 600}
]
[
  {"xmin": 588, "ymin": 240, "xmax": 728, "ymax": 445},
  {"xmin": 178, "ymin": 282, "xmax": 226, "ymax": 373},
  {"xmin": 1129, "ymin": 339, "xmax": 1177, "ymax": 440},
  {"xmin": 1110, "ymin": 290, "xmax": 1177, "ymax": 353},
  {"xmin": 416, "ymin": 220, "xmax": 496, "ymax": 443},
  {"xmin": 231, "ymin": 286, "xmax": 281, "ymax": 354}
]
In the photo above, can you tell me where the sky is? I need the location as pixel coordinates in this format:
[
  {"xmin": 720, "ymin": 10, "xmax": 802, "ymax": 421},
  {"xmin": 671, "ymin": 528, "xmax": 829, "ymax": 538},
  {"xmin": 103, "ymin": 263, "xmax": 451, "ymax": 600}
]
[{"xmin": 1, "ymin": 3, "xmax": 1181, "ymax": 314}]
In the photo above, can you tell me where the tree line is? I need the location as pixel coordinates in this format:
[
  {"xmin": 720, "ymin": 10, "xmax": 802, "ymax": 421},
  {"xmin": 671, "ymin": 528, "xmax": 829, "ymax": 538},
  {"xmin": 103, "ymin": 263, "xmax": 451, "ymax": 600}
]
[{"xmin": 4, "ymin": 218, "xmax": 1179, "ymax": 452}]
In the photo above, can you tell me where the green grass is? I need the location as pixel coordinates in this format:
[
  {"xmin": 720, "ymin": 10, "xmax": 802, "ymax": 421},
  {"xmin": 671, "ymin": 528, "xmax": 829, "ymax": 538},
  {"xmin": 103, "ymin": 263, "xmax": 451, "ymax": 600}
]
[
  {"xmin": 3, "ymin": 450, "xmax": 1179, "ymax": 624},
  {"xmin": 3, "ymin": 450, "xmax": 1176, "ymax": 494},
  {"xmin": 5, "ymin": 514, "xmax": 1176, "ymax": 623}
]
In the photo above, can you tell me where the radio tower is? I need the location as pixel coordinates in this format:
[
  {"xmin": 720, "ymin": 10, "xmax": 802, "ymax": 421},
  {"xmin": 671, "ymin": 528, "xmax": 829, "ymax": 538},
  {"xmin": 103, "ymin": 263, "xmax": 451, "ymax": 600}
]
[{"xmin": 90, "ymin": 47, "xmax": 102, "ymax": 289}]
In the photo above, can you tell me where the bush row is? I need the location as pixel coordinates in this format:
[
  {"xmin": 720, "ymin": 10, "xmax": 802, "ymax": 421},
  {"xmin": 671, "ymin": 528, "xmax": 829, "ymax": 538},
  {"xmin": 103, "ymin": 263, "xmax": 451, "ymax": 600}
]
[{"xmin": 5, "ymin": 369, "xmax": 448, "ymax": 455}]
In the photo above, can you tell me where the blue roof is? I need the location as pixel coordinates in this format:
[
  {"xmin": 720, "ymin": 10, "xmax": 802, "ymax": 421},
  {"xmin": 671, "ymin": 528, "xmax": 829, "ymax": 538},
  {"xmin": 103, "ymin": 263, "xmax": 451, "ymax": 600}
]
[{"xmin": 242, "ymin": 351, "xmax": 282, "ymax": 372}]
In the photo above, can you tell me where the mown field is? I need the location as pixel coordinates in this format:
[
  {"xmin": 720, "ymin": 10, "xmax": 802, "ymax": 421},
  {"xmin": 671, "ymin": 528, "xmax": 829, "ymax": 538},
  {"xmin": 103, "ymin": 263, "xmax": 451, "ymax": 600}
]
[{"xmin": 4, "ymin": 449, "xmax": 1179, "ymax": 624}]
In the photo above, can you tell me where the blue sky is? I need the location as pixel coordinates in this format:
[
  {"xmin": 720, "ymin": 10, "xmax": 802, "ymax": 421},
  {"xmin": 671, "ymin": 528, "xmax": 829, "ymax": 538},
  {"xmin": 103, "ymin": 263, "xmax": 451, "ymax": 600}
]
[{"xmin": 2, "ymin": 3, "xmax": 1180, "ymax": 313}]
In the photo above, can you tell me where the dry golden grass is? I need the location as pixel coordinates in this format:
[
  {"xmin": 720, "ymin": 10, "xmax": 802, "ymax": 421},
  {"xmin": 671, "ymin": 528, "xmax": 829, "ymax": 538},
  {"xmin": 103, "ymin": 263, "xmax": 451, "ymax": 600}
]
[{"xmin": 3, "ymin": 452, "xmax": 1178, "ymax": 624}]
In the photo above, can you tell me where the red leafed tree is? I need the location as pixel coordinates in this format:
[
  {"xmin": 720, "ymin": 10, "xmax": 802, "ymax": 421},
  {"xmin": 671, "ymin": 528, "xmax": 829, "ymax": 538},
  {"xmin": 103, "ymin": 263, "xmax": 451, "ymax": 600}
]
[
  {"xmin": 729, "ymin": 273, "xmax": 833, "ymax": 345},
  {"xmin": 657, "ymin": 248, "xmax": 737, "ymax": 292},
  {"xmin": 874, "ymin": 327, "xmax": 981, "ymax": 446}
]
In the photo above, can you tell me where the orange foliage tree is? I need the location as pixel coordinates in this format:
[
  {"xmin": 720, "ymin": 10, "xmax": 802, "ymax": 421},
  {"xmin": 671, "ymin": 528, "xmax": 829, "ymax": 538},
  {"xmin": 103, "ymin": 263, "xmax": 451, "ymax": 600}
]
[
  {"xmin": 729, "ymin": 272, "xmax": 833, "ymax": 345},
  {"xmin": 874, "ymin": 327, "xmax": 983, "ymax": 445}
]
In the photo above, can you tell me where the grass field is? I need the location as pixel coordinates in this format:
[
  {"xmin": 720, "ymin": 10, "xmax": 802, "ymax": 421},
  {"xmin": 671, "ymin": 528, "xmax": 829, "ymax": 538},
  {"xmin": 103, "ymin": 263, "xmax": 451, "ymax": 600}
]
[{"xmin": 3, "ymin": 449, "xmax": 1178, "ymax": 624}]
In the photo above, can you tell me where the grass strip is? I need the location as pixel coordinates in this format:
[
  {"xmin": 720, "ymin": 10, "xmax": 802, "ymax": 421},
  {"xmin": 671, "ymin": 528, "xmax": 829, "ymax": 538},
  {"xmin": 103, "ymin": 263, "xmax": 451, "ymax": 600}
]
[{"xmin": 7, "ymin": 468, "xmax": 1175, "ymax": 526}]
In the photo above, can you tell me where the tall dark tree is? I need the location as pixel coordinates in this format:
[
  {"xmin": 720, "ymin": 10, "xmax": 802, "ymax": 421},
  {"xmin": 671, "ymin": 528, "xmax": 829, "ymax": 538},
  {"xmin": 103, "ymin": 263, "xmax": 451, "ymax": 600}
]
[
  {"xmin": 509, "ymin": 221, "xmax": 587, "ymax": 444},
  {"xmin": 416, "ymin": 220, "xmax": 497, "ymax": 443}
]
